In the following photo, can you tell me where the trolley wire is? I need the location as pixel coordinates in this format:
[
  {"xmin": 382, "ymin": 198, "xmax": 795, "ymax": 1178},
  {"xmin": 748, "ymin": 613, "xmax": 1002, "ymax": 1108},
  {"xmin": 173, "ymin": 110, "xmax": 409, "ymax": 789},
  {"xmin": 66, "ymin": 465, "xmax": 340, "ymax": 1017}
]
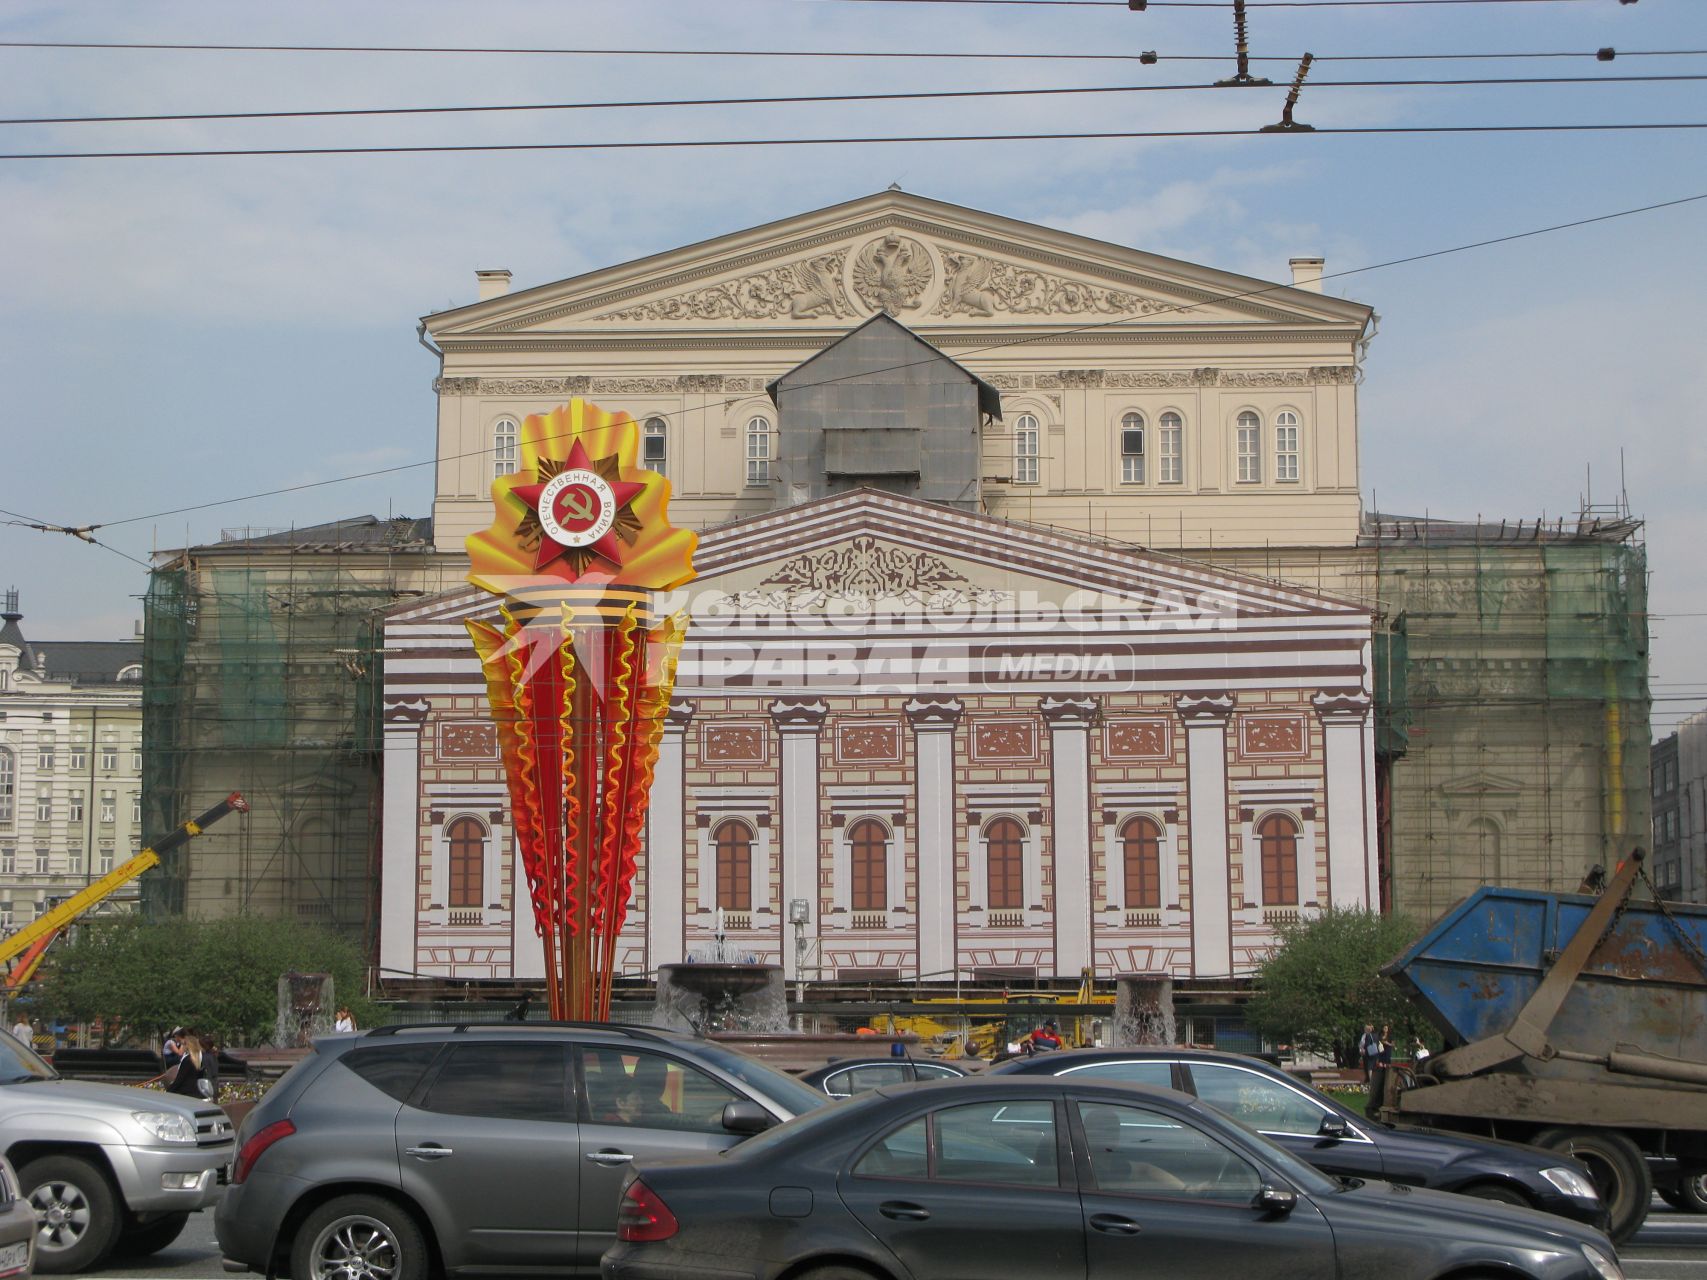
[{"xmin": 6, "ymin": 74, "xmax": 1701, "ymax": 129}]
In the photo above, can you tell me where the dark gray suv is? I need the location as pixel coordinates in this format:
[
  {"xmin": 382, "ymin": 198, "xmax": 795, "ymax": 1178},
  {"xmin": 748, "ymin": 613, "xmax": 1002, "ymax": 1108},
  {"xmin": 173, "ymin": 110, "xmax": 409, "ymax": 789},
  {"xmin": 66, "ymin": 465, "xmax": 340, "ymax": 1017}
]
[{"xmin": 214, "ymin": 1022, "xmax": 827, "ymax": 1279}]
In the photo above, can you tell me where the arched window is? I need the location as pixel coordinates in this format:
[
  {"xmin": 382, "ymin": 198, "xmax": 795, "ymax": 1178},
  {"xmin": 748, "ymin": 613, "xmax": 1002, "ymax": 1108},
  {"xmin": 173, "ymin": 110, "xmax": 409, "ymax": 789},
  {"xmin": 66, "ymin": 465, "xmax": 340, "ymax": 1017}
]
[
  {"xmin": 986, "ymin": 816, "xmax": 1026, "ymax": 910},
  {"xmin": 1236, "ymin": 411, "xmax": 1262, "ymax": 483},
  {"xmin": 447, "ymin": 816, "xmax": 487, "ymax": 909},
  {"xmin": 714, "ymin": 819, "xmax": 753, "ymax": 911},
  {"xmin": 1122, "ymin": 816, "xmax": 1162, "ymax": 909},
  {"xmin": 1258, "ymin": 813, "xmax": 1299, "ymax": 906},
  {"xmin": 1015, "ymin": 414, "xmax": 1040, "ymax": 486},
  {"xmin": 1274, "ymin": 410, "xmax": 1300, "ymax": 482},
  {"xmin": 117, "ymin": 664, "xmax": 142, "ymax": 682},
  {"xmin": 643, "ymin": 416, "xmax": 668, "ymax": 476},
  {"xmin": 492, "ymin": 418, "xmax": 519, "ymax": 482},
  {"xmin": 1159, "ymin": 412, "xmax": 1184, "ymax": 484},
  {"xmin": 745, "ymin": 417, "xmax": 771, "ymax": 486},
  {"xmin": 1119, "ymin": 412, "xmax": 1145, "ymax": 485},
  {"xmin": 1470, "ymin": 816, "xmax": 1502, "ymax": 884},
  {"xmin": 848, "ymin": 818, "xmax": 889, "ymax": 912},
  {"xmin": 0, "ymin": 748, "xmax": 13, "ymax": 826}
]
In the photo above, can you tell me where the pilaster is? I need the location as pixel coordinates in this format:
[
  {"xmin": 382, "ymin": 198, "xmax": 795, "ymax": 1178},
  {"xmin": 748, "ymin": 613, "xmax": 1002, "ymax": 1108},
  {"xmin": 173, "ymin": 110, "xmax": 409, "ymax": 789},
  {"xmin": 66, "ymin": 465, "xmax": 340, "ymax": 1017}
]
[
  {"xmin": 1313, "ymin": 689, "xmax": 1375, "ymax": 908},
  {"xmin": 1177, "ymin": 692, "xmax": 1235, "ymax": 978},
  {"xmin": 380, "ymin": 697, "xmax": 429, "ymax": 980},
  {"xmin": 907, "ymin": 696, "xmax": 964, "ymax": 982},
  {"xmin": 1041, "ymin": 695, "xmax": 1098, "ymax": 979},
  {"xmin": 770, "ymin": 698, "xmax": 828, "ymax": 980},
  {"xmin": 647, "ymin": 699, "xmax": 694, "ymax": 970}
]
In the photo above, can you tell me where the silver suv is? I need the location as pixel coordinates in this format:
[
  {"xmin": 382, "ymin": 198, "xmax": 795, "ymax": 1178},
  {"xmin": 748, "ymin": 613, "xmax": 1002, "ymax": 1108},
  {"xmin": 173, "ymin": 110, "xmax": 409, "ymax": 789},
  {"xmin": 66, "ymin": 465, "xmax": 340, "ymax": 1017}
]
[
  {"xmin": 215, "ymin": 1022, "xmax": 828, "ymax": 1279},
  {"xmin": 0, "ymin": 1029, "xmax": 235, "ymax": 1273}
]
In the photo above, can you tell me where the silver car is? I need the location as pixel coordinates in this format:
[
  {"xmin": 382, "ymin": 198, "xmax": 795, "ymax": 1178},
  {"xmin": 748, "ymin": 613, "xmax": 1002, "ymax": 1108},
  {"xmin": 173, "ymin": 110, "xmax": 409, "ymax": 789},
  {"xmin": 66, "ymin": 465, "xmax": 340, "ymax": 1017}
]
[
  {"xmin": 215, "ymin": 1023, "xmax": 828, "ymax": 1280},
  {"xmin": 0, "ymin": 1156, "xmax": 35, "ymax": 1280}
]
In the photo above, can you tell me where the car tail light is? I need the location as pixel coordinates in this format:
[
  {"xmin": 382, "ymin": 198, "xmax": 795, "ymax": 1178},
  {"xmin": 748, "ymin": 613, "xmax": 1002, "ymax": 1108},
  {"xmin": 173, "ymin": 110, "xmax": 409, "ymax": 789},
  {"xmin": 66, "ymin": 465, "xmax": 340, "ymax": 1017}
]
[
  {"xmin": 232, "ymin": 1119, "xmax": 295, "ymax": 1184},
  {"xmin": 617, "ymin": 1179, "xmax": 678, "ymax": 1242}
]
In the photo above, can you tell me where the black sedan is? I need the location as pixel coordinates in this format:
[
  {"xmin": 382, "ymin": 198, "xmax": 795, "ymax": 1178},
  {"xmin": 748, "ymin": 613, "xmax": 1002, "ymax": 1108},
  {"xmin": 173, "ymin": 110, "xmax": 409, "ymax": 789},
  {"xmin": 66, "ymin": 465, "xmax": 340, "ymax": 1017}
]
[
  {"xmin": 799, "ymin": 1057, "xmax": 968, "ymax": 1099},
  {"xmin": 988, "ymin": 1047, "xmax": 1605, "ymax": 1228},
  {"xmin": 602, "ymin": 1078, "xmax": 1623, "ymax": 1280}
]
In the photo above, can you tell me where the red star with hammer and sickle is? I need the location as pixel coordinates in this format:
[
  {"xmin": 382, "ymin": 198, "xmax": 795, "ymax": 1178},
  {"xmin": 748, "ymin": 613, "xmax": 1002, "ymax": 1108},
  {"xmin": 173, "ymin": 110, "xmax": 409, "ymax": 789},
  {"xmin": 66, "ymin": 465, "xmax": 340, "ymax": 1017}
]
[{"xmin": 509, "ymin": 438, "xmax": 647, "ymax": 574}]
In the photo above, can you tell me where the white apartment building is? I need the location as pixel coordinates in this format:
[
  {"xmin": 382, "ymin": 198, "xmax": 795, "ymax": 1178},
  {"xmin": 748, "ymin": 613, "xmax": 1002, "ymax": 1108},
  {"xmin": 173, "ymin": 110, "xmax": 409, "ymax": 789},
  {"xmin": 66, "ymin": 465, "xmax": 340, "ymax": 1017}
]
[{"xmin": 0, "ymin": 592, "xmax": 145, "ymax": 931}]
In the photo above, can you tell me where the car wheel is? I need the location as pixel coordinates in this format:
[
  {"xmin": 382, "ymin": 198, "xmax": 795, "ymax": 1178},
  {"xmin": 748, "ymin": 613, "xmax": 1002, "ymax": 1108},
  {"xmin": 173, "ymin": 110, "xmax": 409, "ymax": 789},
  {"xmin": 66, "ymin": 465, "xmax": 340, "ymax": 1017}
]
[
  {"xmin": 1457, "ymin": 1181, "xmax": 1534, "ymax": 1209},
  {"xmin": 291, "ymin": 1195, "xmax": 428, "ymax": 1280},
  {"xmin": 1533, "ymin": 1127, "xmax": 1650, "ymax": 1243},
  {"xmin": 114, "ymin": 1211, "xmax": 191, "ymax": 1257},
  {"xmin": 20, "ymin": 1154, "xmax": 122, "ymax": 1274},
  {"xmin": 1675, "ymin": 1171, "xmax": 1707, "ymax": 1214}
]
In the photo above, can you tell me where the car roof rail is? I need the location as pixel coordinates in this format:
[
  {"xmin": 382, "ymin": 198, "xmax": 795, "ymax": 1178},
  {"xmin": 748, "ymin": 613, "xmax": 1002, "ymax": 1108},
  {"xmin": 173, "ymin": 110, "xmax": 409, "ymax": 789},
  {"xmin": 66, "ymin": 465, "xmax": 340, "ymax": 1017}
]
[{"xmin": 362, "ymin": 1020, "xmax": 695, "ymax": 1042}]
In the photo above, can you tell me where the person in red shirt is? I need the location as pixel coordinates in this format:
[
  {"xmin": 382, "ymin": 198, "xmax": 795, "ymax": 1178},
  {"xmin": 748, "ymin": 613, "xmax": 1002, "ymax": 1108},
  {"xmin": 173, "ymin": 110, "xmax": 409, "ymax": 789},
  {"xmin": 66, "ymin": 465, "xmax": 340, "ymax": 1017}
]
[{"xmin": 1030, "ymin": 1022, "xmax": 1063, "ymax": 1051}]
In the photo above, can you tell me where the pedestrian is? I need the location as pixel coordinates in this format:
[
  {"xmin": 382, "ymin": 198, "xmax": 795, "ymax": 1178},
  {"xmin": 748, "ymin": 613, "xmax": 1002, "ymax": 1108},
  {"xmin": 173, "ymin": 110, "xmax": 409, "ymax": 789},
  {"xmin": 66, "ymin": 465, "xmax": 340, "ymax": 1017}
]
[
  {"xmin": 1357, "ymin": 1022, "xmax": 1379, "ymax": 1078},
  {"xmin": 166, "ymin": 1031, "xmax": 206, "ymax": 1099},
  {"xmin": 199, "ymin": 1030, "xmax": 222, "ymax": 1101},
  {"xmin": 162, "ymin": 1025, "xmax": 185, "ymax": 1070},
  {"xmin": 334, "ymin": 1007, "xmax": 356, "ymax": 1033},
  {"xmin": 1412, "ymin": 1035, "xmax": 1431, "ymax": 1065},
  {"xmin": 10, "ymin": 1016, "xmax": 31, "ymax": 1046},
  {"xmin": 505, "ymin": 990, "xmax": 532, "ymax": 1023},
  {"xmin": 1367, "ymin": 1024, "xmax": 1394, "ymax": 1115}
]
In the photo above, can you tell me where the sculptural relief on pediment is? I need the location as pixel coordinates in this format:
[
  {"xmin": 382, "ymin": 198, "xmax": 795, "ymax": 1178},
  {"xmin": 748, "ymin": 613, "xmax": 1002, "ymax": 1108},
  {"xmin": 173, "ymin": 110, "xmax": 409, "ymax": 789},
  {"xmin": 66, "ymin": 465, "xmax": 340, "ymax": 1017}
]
[
  {"xmin": 934, "ymin": 245, "xmax": 1172, "ymax": 319},
  {"xmin": 599, "ymin": 250, "xmax": 854, "ymax": 322}
]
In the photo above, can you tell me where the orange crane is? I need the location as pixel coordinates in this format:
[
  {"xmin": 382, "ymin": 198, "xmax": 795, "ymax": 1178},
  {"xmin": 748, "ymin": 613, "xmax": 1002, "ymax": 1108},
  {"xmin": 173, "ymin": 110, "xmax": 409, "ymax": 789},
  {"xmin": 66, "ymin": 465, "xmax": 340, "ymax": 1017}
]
[{"xmin": 1, "ymin": 792, "xmax": 249, "ymax": 992}]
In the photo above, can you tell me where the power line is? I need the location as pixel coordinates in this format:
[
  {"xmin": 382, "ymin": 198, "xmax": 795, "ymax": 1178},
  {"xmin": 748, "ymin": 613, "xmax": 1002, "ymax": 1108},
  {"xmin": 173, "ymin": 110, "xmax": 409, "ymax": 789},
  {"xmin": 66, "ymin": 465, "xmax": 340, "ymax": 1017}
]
[
  {"xmin": 3, "ymin": 39, "xmax": 1698, "ymax": 64},
  {"xmin": 4, "ymin": 122, "xmax": 1704, "ymax": 162},
  {"xmin": 8, "ymin": 74, "xmax": 1701, "ymax": 129},
  {"xmin": 28, "ymin": 187, "xmax": 1692, "ymax": 539},
  {"xmin": 810, "ymin": 0, "xmax": 1607, "ymax": 6}
]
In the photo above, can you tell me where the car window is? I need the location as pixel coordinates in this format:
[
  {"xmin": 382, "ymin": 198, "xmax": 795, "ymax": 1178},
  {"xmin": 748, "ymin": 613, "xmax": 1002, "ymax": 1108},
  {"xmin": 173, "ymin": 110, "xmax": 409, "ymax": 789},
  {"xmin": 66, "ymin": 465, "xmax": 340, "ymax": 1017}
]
[
  {"xmin": 685, "ymin": 1040, "xmax": 828, "ymax": 1115},
  {"xmin": 913, "ymin": 1063, "xmax": 962, "ymax": 1080},
  {"xmin": 579, "ymin": 1048, "xmax": 740, "ymax": 1135},
  {"xmin": 418, "ymin": 1043, "xmax": 569, "ymax": 1122},
  {"xmin": 1076, "ymin": 1101, "xmax": 1262, "ymax": 1204},
  {"xmin": 1188, "ymin": 1065, "xmax": 1326, "ymax": 1136},
  {"xmin": 0, "ymin": 1032, "xmax": 55, "ymax": 1083},
  {"xmin": 935, "ymin": 1101, "xmax": 1059, "ymax": 1188},
  {"xmin": 341, "ymin": 1043, "xmax": 442, "ymax": 1102},
  {"xmin": 1059, "ymin": 1060, "xmax": 1174, "ymax": 1089},
  {"xmin": 855, "ymin": 1116, "xmax": 930, "ymax": 1179},
  {"xmin": 838, "ymin": 1065, "xmax": 910, "ymax": 1095}
]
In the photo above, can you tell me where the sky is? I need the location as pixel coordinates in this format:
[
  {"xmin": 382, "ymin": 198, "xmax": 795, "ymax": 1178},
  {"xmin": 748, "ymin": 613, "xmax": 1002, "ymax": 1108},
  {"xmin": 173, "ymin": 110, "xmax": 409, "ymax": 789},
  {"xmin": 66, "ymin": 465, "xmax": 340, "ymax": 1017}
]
[{"xmin": 0, "ymin": 0, "xmax": 1702, "ymax": 738}]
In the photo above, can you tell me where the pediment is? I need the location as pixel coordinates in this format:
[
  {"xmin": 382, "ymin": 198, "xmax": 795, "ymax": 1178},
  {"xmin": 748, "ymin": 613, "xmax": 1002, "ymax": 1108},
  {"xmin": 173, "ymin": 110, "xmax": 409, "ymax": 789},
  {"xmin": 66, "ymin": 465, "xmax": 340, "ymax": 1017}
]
[
  {"xmin": 424, "ymin": 191, "xmax": 1370, "ymax": 339},
  {"xmin": 389, "ymin": 490, "xmax": 1368, "ymax": 631}
]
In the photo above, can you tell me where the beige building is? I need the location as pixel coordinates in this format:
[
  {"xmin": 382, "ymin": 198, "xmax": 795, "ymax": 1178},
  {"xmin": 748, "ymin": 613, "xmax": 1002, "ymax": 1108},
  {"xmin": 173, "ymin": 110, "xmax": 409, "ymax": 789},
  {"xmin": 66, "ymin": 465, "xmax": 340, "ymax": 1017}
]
[{"xmin": 0, "ymin": 593, "xmax": 145, "ymax": 931}]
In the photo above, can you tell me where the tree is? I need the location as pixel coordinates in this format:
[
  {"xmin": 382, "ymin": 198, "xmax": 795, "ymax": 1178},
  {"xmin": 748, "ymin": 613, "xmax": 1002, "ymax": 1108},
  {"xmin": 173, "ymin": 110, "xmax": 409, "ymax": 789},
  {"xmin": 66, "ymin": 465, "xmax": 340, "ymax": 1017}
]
[
  {"xmin": 1245, "ymin": 906, "xmax": 1432, "ymax": 1066},
  {"xmin": 36, "ymin": 915, "xmax": 376, "ymax": 1047}
]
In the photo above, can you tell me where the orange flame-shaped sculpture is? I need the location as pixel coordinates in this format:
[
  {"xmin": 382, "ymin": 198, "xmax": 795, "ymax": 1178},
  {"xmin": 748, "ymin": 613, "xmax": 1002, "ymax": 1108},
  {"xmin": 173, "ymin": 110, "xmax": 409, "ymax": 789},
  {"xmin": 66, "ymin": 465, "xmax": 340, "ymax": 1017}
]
[{"xmin": 467, "ymin": 400, "xmax": 696, "ymax": 1019}]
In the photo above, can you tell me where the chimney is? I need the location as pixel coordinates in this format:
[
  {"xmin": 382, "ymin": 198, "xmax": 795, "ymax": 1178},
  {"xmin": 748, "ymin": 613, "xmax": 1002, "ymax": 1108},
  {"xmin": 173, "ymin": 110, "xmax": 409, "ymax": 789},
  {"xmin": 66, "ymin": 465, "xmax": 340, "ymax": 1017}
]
[
  {"xmin": 1289, "ymin": 257, "xmax": 1325, "ymax": 293},
  {"xmin": 476, "ymin": 269, "xmax": 512, "ymax": 302}
]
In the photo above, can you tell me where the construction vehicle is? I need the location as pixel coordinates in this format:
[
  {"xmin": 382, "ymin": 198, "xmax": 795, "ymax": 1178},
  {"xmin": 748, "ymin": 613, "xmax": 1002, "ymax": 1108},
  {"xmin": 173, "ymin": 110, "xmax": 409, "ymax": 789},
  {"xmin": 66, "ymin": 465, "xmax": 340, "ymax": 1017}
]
[
  {"xmin": 1383, "ymin": 848, "xmax": 1707, "ymax": 1243},
  {"xmin": 866, "ymin": 968, "xmax": 1115, "ymax": 1060},
  {"xmin": 2, "ymin": 792, "xmax": 249, "ymax": 993}
]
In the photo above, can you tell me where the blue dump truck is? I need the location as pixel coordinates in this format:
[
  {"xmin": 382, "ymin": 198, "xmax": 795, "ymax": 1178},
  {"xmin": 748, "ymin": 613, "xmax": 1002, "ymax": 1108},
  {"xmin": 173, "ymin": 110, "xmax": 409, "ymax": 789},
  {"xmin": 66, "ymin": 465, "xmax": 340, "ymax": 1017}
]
[{"xmin": 1384, "ymin": 850, "xmax": 1707, "ymax": 1243}]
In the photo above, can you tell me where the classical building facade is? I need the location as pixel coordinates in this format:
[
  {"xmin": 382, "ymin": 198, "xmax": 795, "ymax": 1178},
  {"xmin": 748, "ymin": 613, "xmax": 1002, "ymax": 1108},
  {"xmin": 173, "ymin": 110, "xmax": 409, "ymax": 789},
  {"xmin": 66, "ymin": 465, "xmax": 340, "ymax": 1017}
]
[{"xmin": 0, "ymin": 593, "xmax": 145, "ymax": 930}]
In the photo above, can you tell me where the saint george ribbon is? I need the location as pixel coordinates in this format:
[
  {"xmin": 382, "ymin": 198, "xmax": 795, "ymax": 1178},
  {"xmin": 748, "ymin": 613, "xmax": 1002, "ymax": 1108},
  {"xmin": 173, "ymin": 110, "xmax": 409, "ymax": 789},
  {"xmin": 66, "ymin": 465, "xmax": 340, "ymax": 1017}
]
[{"xmin": 466, "ymin": 400, "xmax": 696, "ymax": 1020}]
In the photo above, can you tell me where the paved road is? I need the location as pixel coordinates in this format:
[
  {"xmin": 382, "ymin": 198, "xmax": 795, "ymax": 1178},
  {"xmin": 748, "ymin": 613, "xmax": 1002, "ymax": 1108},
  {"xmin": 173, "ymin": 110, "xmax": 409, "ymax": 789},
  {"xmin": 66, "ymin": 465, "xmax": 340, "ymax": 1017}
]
[{"xmin": 73, "ymin": 1199, "xmax": 1707, "ymax": 1279}]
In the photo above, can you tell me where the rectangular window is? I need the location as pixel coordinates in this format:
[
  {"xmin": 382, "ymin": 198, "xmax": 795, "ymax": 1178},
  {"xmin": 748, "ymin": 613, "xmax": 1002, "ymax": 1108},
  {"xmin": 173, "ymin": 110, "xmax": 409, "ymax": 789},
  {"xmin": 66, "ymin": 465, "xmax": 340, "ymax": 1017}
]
[
  {"xmin": 130, "ymin": 794, "xmax": 141, "ymax": 825},
  {"xmin": 36, "ymin": 790, "xmax": 52, "ymax": 823},
  {"xmin": 1236, "ymin": 420, "xmax": 1262, "ymax": 483},
  {"xmin": 131, "ymin": 748, "xmax": 142, "ymax": 772},
  {"xmin": 68, "ymin": 847, "xmax": 83, "ymax": 875},
  {"xmin": 99, "ymin": 843, "xmax": 115, "ymax": 873},
  {"xmin": 1275, "ymin": 413, "xmax": 1300, "ymax": 482},
  {"xmin": 34, "ymin": 848, "xmax": 49, "ymax": 875},
  {"xmin": 746, "ymin": 418, "xmax": 771, "ymax": 486},
  {"xmin": 1159, "ymin": 417, "xmax": 1183, "ymax": 484},
  {"xmin": 1016, "ymin": 415, "xmax": 1040, "ymax": 486},
  {"xmin": 69, "ymin": 792, "xmax": 84, "ymax": 823},
  {"xmin": 70, "ymin": 742, "xmax": 87, "ymax": 771},
  {"xmin": 0, "ymin": 848, "xmax": 13, "ymax": 874},
  {"xmin": 101, "ymin": 743, "xmax": 117, "ymax": 771},
  {"xmin": 38, "ymin": 735, "xmax": 54, "ymax": 771},
  {"xmin": 101, "ymin": 791, "xmax": 115, "ymax": 824}
]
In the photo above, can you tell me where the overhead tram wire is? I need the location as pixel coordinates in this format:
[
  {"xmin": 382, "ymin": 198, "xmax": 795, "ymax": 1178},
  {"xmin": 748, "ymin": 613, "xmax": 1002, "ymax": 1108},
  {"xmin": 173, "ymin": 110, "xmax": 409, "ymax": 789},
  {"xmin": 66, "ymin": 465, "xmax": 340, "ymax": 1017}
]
[
  {"xmin": 811, "ymin": 0, "xmax": 1613, "ymax": 7},
  {"xmin": 3, "ymin": 122, "xmax": 1704, "ymax": 162},
  {"xmin": 15, "ymin": 188, "xmax": 1695, "ymax": 545},
  {"xmin": 7, "ymin": 74, "xmax": 1702, "ymax": 129},
  {"xmin": 2, "ymin": 39, "xmax": 1700, "ymax": 65}
]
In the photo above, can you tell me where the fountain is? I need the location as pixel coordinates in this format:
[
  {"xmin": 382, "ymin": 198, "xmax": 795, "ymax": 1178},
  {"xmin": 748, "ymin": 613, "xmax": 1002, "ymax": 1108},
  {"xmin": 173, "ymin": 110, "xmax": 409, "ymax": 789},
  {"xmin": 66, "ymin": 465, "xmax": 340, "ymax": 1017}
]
[
  {"xmin": 652, "ymin": 909, "xmax": 788, "ymax": 1033},
  {"xmin": 1112, "ymin": 973, "xmax": 1177, "ymax": 1046},
  {"xmin": 275, "ymin": 971, "xmax": 335, "ymax": 1048}
]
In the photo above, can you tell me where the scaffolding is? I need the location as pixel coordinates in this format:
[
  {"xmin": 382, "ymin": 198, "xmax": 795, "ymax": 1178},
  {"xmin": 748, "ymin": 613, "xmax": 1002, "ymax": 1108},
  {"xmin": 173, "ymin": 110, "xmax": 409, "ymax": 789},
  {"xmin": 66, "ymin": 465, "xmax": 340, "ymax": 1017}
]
[
  {"xmin": 141, "ymin": 517, "xmax": 457, "ymax": 956},
  {"xmin": 1365, "ymin": 514, "xmax": 1650, "ymax": 920}
]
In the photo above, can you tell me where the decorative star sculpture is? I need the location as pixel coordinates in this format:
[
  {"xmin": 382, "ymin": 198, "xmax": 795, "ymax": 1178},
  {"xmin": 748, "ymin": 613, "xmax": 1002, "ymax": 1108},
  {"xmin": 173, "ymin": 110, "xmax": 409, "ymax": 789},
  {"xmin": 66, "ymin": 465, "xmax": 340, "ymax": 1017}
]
[{"xmin": 509, "ymin": 438, "xmax": 647, "ymax": 575}]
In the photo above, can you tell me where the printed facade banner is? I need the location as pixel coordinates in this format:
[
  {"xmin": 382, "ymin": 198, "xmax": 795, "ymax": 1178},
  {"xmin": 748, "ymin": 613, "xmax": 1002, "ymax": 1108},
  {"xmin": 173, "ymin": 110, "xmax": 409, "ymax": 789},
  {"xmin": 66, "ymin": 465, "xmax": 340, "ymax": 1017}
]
[{"xmin": 467, "ymin": 400, "xmax": 696, "ymax": 1019}]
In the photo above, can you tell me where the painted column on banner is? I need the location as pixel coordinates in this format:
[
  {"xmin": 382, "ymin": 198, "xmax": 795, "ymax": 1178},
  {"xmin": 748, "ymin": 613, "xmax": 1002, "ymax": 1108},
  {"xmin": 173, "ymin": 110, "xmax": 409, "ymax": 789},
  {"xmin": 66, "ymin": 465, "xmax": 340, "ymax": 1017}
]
[
  {"xmin": 771, "ymin": 699, "xmax": 828, "ymax": 981},
  {"xmin": 647, "ymin": 699, "xmax": 694, "ymax": 970},
  {"xmin": 1313, "ymin": 690, "xmax": 1375, "ymax": 908},
  {"xmin": 1042, "ymin": 695, "xmax": 1099, "ymax": 980},
  {"xmin": 380, "ymin": 698, "xmax": 429, "ymax": 981},
  {"xmin": 1177, "ymin": 692, "xmax": 1236, "ymax": 979},
  {"xmin": 907, "ymin": 697, "xmax": 964, "ymax": 983}
]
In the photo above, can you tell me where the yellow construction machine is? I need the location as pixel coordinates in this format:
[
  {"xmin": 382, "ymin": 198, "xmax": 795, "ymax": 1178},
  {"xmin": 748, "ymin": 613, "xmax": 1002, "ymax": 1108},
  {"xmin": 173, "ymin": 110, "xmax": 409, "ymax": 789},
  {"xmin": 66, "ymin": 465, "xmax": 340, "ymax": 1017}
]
[{"xmin": 866, "ymin": 968, "xmax": 1115, "ymax": 1060}]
